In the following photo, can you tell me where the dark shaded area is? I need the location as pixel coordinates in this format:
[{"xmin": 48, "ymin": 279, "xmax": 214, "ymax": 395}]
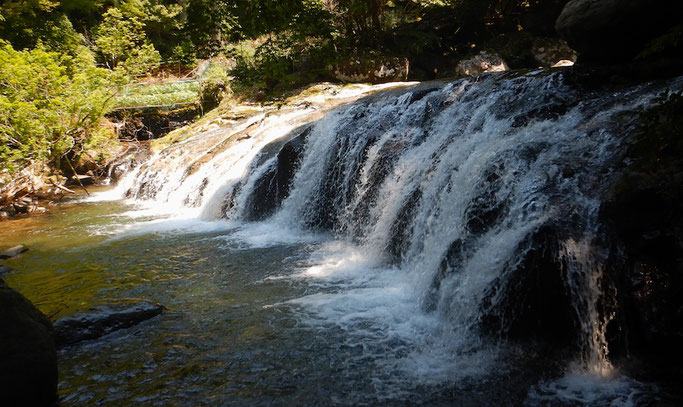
[
  {"xmin": 0, "ymin": 264, "xmax": 12, "ymax": 276},
  {"xmin": 555, "ymin": 0, "xmax": 682, "ymax": 64},
  {"xmin": 54, "ymin": 301, "xmax": 165, "ymax": 347},
  {"xmin": 385, "ymin": 187, "xmax": 422, "ymax": 262},
  {"xmin": 0, "ymin": 279, "xmax": 57, "ymax": 406},
  {"xmin": 598, "ymin": 91, "xmax": 683, "ymax": 383},
  {"xmin": 482, "ymin": 225, "xmax": 578, "ymax": 346},
  {"xmin": 107, "ymin": 105, "xmax": 201, "ymax": 141}
]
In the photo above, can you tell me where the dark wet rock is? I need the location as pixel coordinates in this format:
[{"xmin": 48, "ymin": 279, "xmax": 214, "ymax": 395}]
[
  {"xmin": 596, "ymin": 93, "xmax": 683, "ymax": 380},
  {"xmin": 244, "ymin": 127, "xmax": 310, "ymax": 221},
  {"xmin": 465, "ymin": 166, "xmax": 508, "ymax": 235},
  {"xmin": 12, "ymin": 197, "xmax": 33, "ymax": 214},
  {"xmin": 1, "ymin": 204, "xmax": 16, "ymax": 216},
  {"xmin": 555, "ymin": 0, "xmax": 681, "ymax": 64},
  {"xmin": 481, "ymin": 225, "xmax": 578, "ymax": 346},
  {"xmin": 511, "ymin": 103, "xmax": 570, "ymax": 128},
  {"xmin": 561, "ymin": 165, "xmax": 575, "ymax": 178},
  {"xmin": 54, "ymin": 301, "xmax": 165, "ymax": 347},
  {"xmin": 424, "ymin": 238, "xmax": 475, "ymax": 313},
  {"xmin": 107, "ymin": 143, "xmax": 152, "ymax": 182},
  {"xmin": 0, "ymin": 245, "xmax": 28, "ymax": 260},
  {"xmin": 600, "ymin": 174, "xmax": 683, "ymax": 378},
  {"xmin": 386, "ymin": 188, "xmax": 422, "ymax": 262},
  {"xmin": 0, "ymin": 278, "xmax": 58, "ymax": 406}
]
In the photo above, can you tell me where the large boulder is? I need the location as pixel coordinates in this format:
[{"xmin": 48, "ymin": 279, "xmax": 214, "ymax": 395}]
[
  {"xmin": 54, "ymin": 300, "xmax": 165, "ymax": 347},
  {"xmin": 555, "ymin": 0, "xmax": 680, "ymax": 64},
  {"xmin": 0, "ymin": 279, "xmax": 57, "ymax": 406}
]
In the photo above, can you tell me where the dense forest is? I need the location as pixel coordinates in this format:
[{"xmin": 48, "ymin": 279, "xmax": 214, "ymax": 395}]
[
  {"xmin": 0, "ymin": 0, "xmax": 683, "ymax": 199},
  {"xmin": 0, "ymin": 0, "xmax": 578, "ymax": 178}
]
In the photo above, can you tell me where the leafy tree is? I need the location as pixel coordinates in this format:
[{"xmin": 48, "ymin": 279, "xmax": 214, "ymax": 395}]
[
  {"xmin": 0, "ymin": 42, "xmax": 123, "ymax": 173},
  {"xmin": 93, "ymin": 7, "xmax": 161, "ymax": 74},
  {"xmin": 0, "ymin": 0, "xmax": 84, "ymax": 54}
]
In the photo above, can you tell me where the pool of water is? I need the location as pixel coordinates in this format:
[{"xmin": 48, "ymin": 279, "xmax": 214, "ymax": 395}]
[
  {"xmin": 1, "ymin": 193, "xmax": 671, "ymax": 406},
  {"xmin": 0, "ymin": 195, "xmax": 459, "ymax": 405}
]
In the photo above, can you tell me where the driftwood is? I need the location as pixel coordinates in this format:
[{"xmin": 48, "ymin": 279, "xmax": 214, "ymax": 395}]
[{"xmin": 52, "ymin": 183, "xmax": 76, "ymax": 194}]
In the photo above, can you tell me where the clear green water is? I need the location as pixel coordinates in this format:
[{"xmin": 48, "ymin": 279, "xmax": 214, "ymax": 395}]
[
  {"xmin": 0, "ymin": 196, "xmax": 448, "ymax": 406},
  {"xmin": 1, "ymin": 194, "xmax": 669, "ymax": 406}
]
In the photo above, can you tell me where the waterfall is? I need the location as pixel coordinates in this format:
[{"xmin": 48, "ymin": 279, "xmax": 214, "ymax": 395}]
[{"xmin": 117, "ymin": 71, "xmax": 682, "ymax": 389}]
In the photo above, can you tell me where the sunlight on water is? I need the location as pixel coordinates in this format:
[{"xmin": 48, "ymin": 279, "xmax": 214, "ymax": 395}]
[{"xmin": 3, "ymin": 76, "xmax": 680, "ymax": 405}]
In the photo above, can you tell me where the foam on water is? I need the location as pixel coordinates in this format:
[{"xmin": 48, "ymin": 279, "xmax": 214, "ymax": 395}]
[
  {"xmin": 103, "ymin": 75, "xmax": 683, "ymax": 401},
  {"xmin": 527, "ymin": 370, "xmax": 659, "ymax": 406}
]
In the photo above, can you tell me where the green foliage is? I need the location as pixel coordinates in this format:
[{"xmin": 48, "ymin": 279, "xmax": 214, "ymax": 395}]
[
  {"xmin": 115, "ymin": 80, "xmax": 201, "ymax": 108},
  {"xmin": 200, "ymin": 62, "xmax": 233, "ymax": 111},
  {"xmin": 231, "ymin": 36, "xmax": 336, "ymax": 96},
  {"xmin": 0, "ymin": 1, "xmax": 84, "ymax": 54},
  {"xmin": 0, "ymin": 42, "xmax": 122, "ymax": 173},
  {"xmin": 93, "ymin": 7, "xmax": 161, "ymax": 74},
  {"xmin": 185, "ymin": 0, "xmax": 242, "ymax": 58}
]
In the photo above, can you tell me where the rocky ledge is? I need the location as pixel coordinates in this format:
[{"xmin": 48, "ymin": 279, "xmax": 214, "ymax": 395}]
[{"xmin": 54, "ymin": 300, "xmax": 165, "ymax": 347}]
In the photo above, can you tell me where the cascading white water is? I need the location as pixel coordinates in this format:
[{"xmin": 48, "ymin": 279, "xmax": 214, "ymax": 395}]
[{"xmin": 114, "ymin": 71, "xmax": 682, "ymax": 400}]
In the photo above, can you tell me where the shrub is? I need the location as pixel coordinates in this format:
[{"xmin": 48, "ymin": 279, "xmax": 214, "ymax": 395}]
[
  {"xmin": 0, "ymin": 42, "xmax": 122, "ymax": 174},
  {"xmin": 200, "ymin": 61, "xmax": 232, "ymax": 110}
]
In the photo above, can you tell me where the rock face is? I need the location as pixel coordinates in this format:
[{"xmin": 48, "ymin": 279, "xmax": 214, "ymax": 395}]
[
  {"xmin": 555, "ymin": 0, "xmax": 680, "ymax": 64},
  {"xmin": 600, "ymin": 172, "xmax": 683, "ymax": 376},
  {"xmin": 456, "ymin": 51, "xmax": 509, "ymax": 77},
  {"xmin": 54, "ymin": 301, "xmax": 165, "ymax": 347},
  {"xmin": 244, "ymin": 127, "xmax": 310, "ymax": 221},
  {"xmin": 0, "ymin": 279, "xmax": 58, "ymax": 406},
  {"xmin": 106, "ymin": 142, "xmax": 152, "ymax": 182},
  {"xmin": 0, "ymin": 245, "xmax": 28, "ymax": 260},
  {"xmin": 480, "ymin": 225, "xmax": 578, "ymax": 346},
  {"xmin": 332, "ymin": 57, "xmax": 409, "ymax": 83}
]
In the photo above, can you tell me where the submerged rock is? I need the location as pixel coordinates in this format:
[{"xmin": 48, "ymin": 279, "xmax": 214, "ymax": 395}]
[
  {"xmin": 0, "ymin": 264, "xmax": 12, "ymax": 276},
  {"xmin": 0, "ymin": 279, "xmax": 58, "ymax": 406},
  {"xmin": 0, "ymin": 245, "xmax": 28, "ymax": 260},
  {"xmin": 54, "ymin": 300, "xmax": 165, "ymax": 347}
]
